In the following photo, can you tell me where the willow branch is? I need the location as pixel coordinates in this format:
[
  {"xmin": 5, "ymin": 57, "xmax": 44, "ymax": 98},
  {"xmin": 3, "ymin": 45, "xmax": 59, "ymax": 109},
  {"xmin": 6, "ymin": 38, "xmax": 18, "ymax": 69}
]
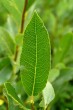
[
  {"xmin": 20, "ymin": 0, "xmax": 28, "ymax": 33},
  {"xmin": 14, "ymin": 0, "xmax": 28, "ymax": 61}
]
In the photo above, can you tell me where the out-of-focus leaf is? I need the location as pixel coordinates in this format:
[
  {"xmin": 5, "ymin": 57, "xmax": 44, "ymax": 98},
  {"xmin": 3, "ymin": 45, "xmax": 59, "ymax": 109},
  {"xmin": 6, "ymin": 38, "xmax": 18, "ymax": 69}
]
[
  {"xmin": 0, "ymin": 11, "xmax": 7, "ymax": 26},
  {"xmin": 4, "ymin": 88, "xmax": 26, "ymax": 110},
  {"xmin": 26, "ymin": 0, "xmax": 35, "ymax": 10},
  {"xmin": 0, "ymin": 105, "xmax": 6, "ymax": 110},
  {"xmin": 54, "ymin": 68, "xmax": 73, "ymax": 87},
  {"xmin": 0, "ymin": 65, "xmax": 12, "ymax": 85},
  {"xmin": 40, "ymin": 82, "xmax": 55, "ymax": 108},
  {"xmin": 56, "ymin": 0, "xmax": 73, "ymax": 17},
  {"xmin": 7, "ymin": 95, "xmax": 24, "ymax": 110},
  {"xmin": 1, "ymin": 0, "xmax": 24, "ymax": 28},
  {"xmin": 55, "ymin": 63, "xmax": 66, "ymax": 70},
  {"xmin": 1, "ymin": 0, "xmax": 35, "ymax": 28},
  {"xmin": 42, "ymin": 10, "xmax": 56, "ymax": 33},
  {"xmin": 48, "ymin": 69, "xmax": 60, "ymax": 82},
  {"xmin": 20, "ymin": 11, "xmax": 51, "ymax": 96},
  {"xmin": 39, "ymin": 99, "xmax": 45, "ymax": 108},
  {"xmin": 53, "ymin": 33, "xmax": 73, "ymax": 65},
  {"xmin": 53, "ymin": 68, "xmax": 73, "ymax": 108},
  {"xmin": 0, "ymin": 27, "xmax": 15, "ymax": 56},
  {"xmin": 0, "ymin": 57, "xmax": 10, "ymax": 70},
  {"xmin": 5, "ymin": 83, "xmax": 30, "ymax": 110},
  {"xmin": 0, "ymin": 57, "xmax": 12, "ymax": 85},
  {"xmin": 0, "ymin": 1, "xmax": 7, "ymax": 26},
  {"xmin": 7, "ymin": 96, "xmax": 15, "ymax": 110},
  {"xmin": 4, "ymin": 16, "xmax": 17, "ymax": 37},
  {"xmin": 14, "ymin": 81, "xmax": 24, "ymax": 95}
]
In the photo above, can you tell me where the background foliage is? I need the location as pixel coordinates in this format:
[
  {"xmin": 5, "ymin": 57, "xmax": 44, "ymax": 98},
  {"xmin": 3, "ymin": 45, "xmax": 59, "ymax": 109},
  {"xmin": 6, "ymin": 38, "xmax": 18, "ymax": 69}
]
[{"xmin": 0, "ymin": 0, "xmax": 73, "ymax": 110}]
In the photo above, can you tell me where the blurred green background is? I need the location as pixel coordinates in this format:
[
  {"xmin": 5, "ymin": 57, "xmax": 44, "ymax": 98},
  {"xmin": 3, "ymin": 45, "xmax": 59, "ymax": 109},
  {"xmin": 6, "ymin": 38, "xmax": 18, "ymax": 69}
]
[{"xmin": 0, "ymin": 0, "xmax": 73, "ymax": 110}]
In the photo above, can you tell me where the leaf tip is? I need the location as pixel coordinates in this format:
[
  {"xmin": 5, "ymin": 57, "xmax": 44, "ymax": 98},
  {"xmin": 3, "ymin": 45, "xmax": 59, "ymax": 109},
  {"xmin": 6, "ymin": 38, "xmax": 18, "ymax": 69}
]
[{"xmin": 33, "ymin": 10, "xmax": 39, "ymax": 18}]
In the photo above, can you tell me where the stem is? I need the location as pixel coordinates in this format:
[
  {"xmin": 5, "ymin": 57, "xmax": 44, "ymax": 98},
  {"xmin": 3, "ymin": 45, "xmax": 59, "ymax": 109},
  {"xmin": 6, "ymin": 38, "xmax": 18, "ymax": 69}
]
[
  {"xmin": 20, "ymin": 0, "xmax": 28, "ymax": 33},
  {"xmin": 31, "ymin": 103, "xmax": 35, "ymax": 110},
  {"xmin": 30, "ymin": 96, "xmax": 35, "ymax": 110},
  {"xmin": 14, "ymin": 0, "xmax": 28, "ymax": 61},
  {"xmin": 14, "ymin": 45, "xmax": 19, "ymax": 61}
]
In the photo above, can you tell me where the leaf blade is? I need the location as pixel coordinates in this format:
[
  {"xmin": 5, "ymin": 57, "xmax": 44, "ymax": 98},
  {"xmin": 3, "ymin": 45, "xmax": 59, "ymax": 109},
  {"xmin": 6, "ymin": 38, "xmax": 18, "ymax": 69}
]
[
  {"xmin": 42, "ymin": 82, "xmax": 55, "ymax": 108},
  {"xmin": 0, "ymin": 57, "xmax": 12, "ymax": 85},
  {"xmin": 53, "ymin": 33, "xmax": 73, "ymax": 65},
  {"xmin": 0, "ymin": 27, "xmax": 15, "ymax": 56},
  {"xmin": 20, "ymin": 11, "xmax": 51, "ymax": 96},
  {"xmin": 5, "ymin": 83, "xmax": 29, "ymax": 110}
]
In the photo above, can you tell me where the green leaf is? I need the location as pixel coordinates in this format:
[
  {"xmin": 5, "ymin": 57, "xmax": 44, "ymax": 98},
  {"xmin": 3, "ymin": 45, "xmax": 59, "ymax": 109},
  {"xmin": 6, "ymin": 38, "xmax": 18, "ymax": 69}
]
[
  {"xmin": 0, "ymin": 57, "xmax": 12, "ymax": 85},
  {"xmin": 53, "ymin": 68, "xmax": 73, "ymax": 97},
  {"xmin": 1, "ymin": 0, "xmax": 35, "ymax": 28},
  {"xmin": 26, "ymin": 0, "xmax": 35, "ymax": 10},
  {"xmin": 0, "ymin": 66, "xmax": 12, "ymax": 85},
  {"xmin": 20, "ymin": 11, "xmax": 51, "ymax": 96},
  {"xmin": 54, "ymin": 68, "xmax": 73, "ymax": 86},
  {"xmin": 5, "ymin": 83, "xmax": 30, "ymax": 110},
  {"xmin": 4, "ymin": 88, "xmax": 25, "ymax": 110},
  {"xmin": 53, "ymin": 33, "xmax": 73, "ymax": 65},
  {"xmin": 0, "ymin": 57, "xmax": 10, "ymax": 70},
  {"xmin": 48, "ymin": 69, "xmax": 60, "ymax": 82},
  {"xmin": 4, "ymin": 16, "xmax": 17, "ymax": 37},
  {"xmin": 7, "ymin": 96, "xmax": 15, "ymax": 110},
  {"xmin": 0, "ymin": 27, "xmax": 15, "ymax": 56},
  {"xmin": 1, "ymin": 0, "xmax": 24, "ymax": 28},
  {"xmin": 40, "ymin": 82, "xmax": 55, "ymax": 108},
  {"xmin": 7, "ymin": 96, "xmax": 25, "ymax": 110},
  {"xmin": 0, "ymin": 2, "xmax": 7, "ymax": 26}
]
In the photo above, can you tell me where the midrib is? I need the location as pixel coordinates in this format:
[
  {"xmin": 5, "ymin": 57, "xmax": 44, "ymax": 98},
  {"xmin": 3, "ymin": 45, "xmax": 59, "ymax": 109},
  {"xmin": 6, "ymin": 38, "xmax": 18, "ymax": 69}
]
[{"xmin": 32, "ymin": 16, "xmax": 37, "ymax": 96}]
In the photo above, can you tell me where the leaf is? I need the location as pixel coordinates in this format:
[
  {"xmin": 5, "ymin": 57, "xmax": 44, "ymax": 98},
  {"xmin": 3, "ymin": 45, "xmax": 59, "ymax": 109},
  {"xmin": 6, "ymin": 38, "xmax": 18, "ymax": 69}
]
[
  {"xmin": 1, "ymin": 0, "xmax": 35, "ymax": 28},
  {"xmin": 4, "ymin": 88, "xmax": 25, "ymax": 110},
  {"xmin": 5, "ymin": 83, "xmax": 30, "ymax": 110},
  {"xmin": 54, "ymin": 68, "xmax": 73, "ymax": 87},
  {"xmin": 20, "ymin": 11, "xmax": 51, "ymax": 96},
  {"xmin": 7, "ymin": 96, "xmax": 15, "ymax": 110},
  {"xmin": 7, "ymin": 96, "xmax": 25, "ymax": 110},
  {"xmin": 0, "ymin": 66, "xmax": 12, "ymax": 85},
  {"xmin": 0, "ymin": 27, "xmax": 15, "ymax": 56},
  {"xmin": 1, "ymin": 0, "xmax": 24, "ymax": 28},
  {"xmin": 0, "ymin": 57, "xmax": 10, "ymax": 70},
  {"xmin": 26, "ymin": 0, "xmax": 35, "ymax": 10},
  {"xmin": 4, "ymin": 16, "xmax": 17, "ymax": 37},
  {"xmin": 53, "ymin": 68, "xmax": 73, "ymax": 97},
  {"xmin": 53, "ymin": 33, "xmax": 73, "ymax": 65},
  {"xmin": 0, "ymin": 2, "xmax": 7, "ymax": 26},
  {"xmin": 41, "ymin": 82, "xmax": 55, "ymax": 108},
  {"xmin": 0, "ymin": 57, "xmax": 12, "ymax": 85},
  {"xmin": 48, "ymin": 69, "xmax": 60, "ymax": 82}
]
